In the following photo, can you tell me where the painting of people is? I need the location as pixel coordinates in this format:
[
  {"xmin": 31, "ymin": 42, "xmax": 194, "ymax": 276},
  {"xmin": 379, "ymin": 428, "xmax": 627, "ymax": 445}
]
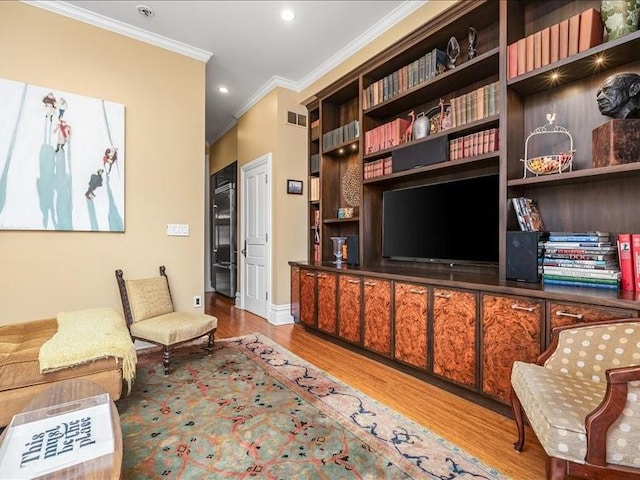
[{"xmin": 0, "ymin": 77, "xmax": 125, "ymax": 232}]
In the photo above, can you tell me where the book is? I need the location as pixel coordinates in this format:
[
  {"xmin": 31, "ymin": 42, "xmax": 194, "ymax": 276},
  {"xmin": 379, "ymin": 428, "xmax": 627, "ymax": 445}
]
[
  {"xmin": 632, "ymin": 234, "xmax": 640, "ymax": 291},
  {"xmin": 508, "ymin": 42, "xmax": 518, "ymax": 79},
  {"xmin": 617, "ymin": 233, "xmax": 634, "ymax": 291},
  {"xmin": 578, "ymin": 8, "xmax": 603, "ymax": 52},
  {"xmin": 568, "ymin": 12, "xmax": 581, "ymax": 56},
  {"xmin": 543, "ymin": 274, "xmax": 619, "ymax": 285},
  {"xmin": 559, "ymin": 19, "xmax": 570, "ymax": 60},
  {"xmin": 542, "ymin": 241, "xmax": 612, "ymax": 248},
  {"xmin": 524, "ymin": 198, "xmax": 545, "ymax": 231},
  {"xmin": 533, "ymin": 31, "xmax": 542, "ymax": 69},
  {"xmin": 517, "ymin": 38, "xmax": 526, "ymax": 76},
  {"xmin": 525, "ymin": 34, "xmax": 534, "ymax": 72},
  {"xmin": 544, "ymin": 253, "xmax": 616, "ymax": 261},
  {"xmin": 541, "ymin": 27, "xmax": 551, "ymax": 67},
  {"xmin": 542, "ymin": 258, "xmax": 618, "ymax": 269},
  {"xmin": 550, "ymin": 23, "xmax": 560, "ymax": 63},
  {"xmin": 548, "ymin": 233, "xmax": 609, "ymax": 242},
  {"xmin": 512, "ymin": 197, "xmax": 528, "ymax": 231},
  {"xmin": 542, "ymin": 266, "xmax": 622, "ymax": 279},
  {"xmin": 544, "ymin": 246, "xmax": 617, "ymax": 254},
  {"xmin": 543, "ymin": 278, "xmax": 619, "ymax": 289}
]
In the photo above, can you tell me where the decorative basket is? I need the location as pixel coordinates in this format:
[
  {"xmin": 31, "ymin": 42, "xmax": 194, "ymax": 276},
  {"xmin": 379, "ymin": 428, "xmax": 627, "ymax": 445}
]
[{"xmin": 521, "ymin": 114, "xmax": 575, "ymax": 178}]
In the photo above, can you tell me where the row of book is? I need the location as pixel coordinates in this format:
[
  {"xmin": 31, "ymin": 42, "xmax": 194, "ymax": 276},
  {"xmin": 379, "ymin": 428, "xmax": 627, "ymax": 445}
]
[
  {"xmin": 308, "ymin": 177, "xmax": 320, "ymax": 202},
  {"xmin": 512, "ymin": 197, "xmax": 545, "ymax": 232},
  {"xmin": 364, "ymin": 156, "xmax": 392, "ymax": 180},
  {"xmin": 364, "ymin": 117, "xmax": 411, "ymax": 154},
  {"xmin": 541, "ymin": 232, "xmax": 620, "ymax": 290},
  {"xmin": 362, "ymin": 48, "xmax": 448, "ymax": 110},
  {"xmin": 617, "ymin": 233, "xmax": 640, "ymax": 292},
  {"xmin": 322, "ymin": 120, "xmax": 359, "ymax": 152},
  {"xmin": 448, "ymin": 81, "xmax": 499, "ymax": 129},
  {"xmin": 310, "ymin": 119, "xmax": 320, "ymax": 140},
  {"xmin": 310, "ymin": 153, "xmax": 320, "ymax": 175},
  {"xmin": 312, "ymin": 209, "xmax": 320, "ymax": 263},
  {"xmin": 449, "ymin": 128, "xmax": 499, "ymax": 161},
  {"xmin": 507, "ymin": 8, "xmax": 603, "ymax": 80}
]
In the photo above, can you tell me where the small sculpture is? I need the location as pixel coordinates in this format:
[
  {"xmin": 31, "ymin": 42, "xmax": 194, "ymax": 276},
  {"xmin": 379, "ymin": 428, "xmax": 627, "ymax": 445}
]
[
  {"xmin": 468, "ymin": 27, "xmax": 478, "ymax": 60},
  {"xmin": 447, "ymin": 36, "xmax": 460, "ymax": 69},
  {"xmin": 403, "ymin": 110, "xmax": 415, "ymax": 143},
  {"xmin": 596, "ymin": 72, "xmax": 640, "ymax": 119}
]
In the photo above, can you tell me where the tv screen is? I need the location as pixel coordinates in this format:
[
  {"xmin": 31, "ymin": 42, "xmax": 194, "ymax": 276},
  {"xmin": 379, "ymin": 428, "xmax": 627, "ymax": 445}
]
[{"xmin": 382, "ymin": 174, "xmax": 499, "ymax": 264}]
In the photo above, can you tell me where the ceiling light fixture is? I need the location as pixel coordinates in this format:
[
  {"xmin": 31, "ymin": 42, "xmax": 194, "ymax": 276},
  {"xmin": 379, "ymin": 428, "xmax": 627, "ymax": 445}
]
[
  {"xmin": 136, "ymin": 4, "xmax": 154, "ymax": 18},
  {"xmin": 280, "ymin": 9, "xmax": 295, "ymax": 22},
  {"xmin": 218, "ymin": 86, "xmax": 229, "ymax": 94}
]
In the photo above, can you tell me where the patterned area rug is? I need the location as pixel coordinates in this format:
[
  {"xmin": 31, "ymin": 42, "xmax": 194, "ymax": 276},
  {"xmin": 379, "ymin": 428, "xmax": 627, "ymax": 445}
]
[{"xmin": 116, "ymin": 333, "xmax": 508, "ymax": 479}]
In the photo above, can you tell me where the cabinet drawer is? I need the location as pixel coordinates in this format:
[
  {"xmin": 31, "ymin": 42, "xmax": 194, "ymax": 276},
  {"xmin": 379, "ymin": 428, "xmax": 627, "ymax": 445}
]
[
  {"xmin": 548, "ymin": 302, "xmax": 637, "ymax": 337},
  {"xmin": 394, "ymin": 282, "xmax": 428, "ymax": 370}
]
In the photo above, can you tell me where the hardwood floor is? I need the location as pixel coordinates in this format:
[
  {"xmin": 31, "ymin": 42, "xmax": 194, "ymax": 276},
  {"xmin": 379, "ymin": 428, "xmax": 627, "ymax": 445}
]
[{"xmin": 206, "ymin": 292, "xmax": 549, "ymax": 480}]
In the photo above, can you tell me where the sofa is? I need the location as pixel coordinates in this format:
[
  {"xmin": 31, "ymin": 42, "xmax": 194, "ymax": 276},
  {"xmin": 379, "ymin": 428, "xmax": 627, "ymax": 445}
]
[{"xmin": 0, "ymin": 313, "xmax": 131, "ymax": 427}]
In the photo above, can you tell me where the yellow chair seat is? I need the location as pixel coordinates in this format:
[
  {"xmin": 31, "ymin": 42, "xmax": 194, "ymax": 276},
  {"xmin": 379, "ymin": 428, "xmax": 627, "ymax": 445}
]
[{"xmin": 130, "ymin": 312, "xmax": 217, "ymax": 345}]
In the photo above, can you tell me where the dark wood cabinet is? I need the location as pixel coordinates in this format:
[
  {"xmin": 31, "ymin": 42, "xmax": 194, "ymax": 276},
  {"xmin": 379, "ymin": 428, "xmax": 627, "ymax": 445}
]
[
  {"xmin": 548, "ymin": 302, "xmax": 637, "ymax": 337},
  {"xmin": 432, "ymin": 288, "xmax": 477, "ymax": 388},
  {"xmin": 481, "ymin": 294, "xmax": 544, "ymax": 404},
  {"xmin": 394, "ymin": 282, "xmax": 428, "ymax": 370},
  {"xmin": 290, "ymin": 266, "xmax": 300, "ymax": 323},
  {"xmin": 317, "ymin": 272, "xmax": 337, "ymax": 335},
  {"xmin": 363, "ymin": 277, "xmax": 392, "ymax": 356},
  {"xmin": 338, "ymin": 274, "xmax": 361, "ymax": 344},
  {"xmin": 300, "ymin": 269, "xmax": 317, "ymax": 328}
]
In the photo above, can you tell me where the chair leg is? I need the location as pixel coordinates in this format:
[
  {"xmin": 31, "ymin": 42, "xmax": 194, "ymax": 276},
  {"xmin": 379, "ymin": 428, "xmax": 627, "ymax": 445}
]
[
  {"xmin": 207, "ymin": 331, "xmax": 215, "ymax": 354},
  {"xmin": 162, "ymin": 345, "xmax": 172, "ymax": 375},
  {"xmin": 511, "ymin": 386, "xmax": 526, "ymax": 452},
  {"xmin": 547, "ymin": 457, "xmax": 568, "ymax": 480}
]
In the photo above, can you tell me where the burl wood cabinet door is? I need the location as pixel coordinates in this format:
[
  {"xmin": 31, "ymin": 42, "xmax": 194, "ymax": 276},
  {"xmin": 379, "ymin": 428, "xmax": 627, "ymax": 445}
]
[
  {"xmin": 548, "ymin": 302, "xmax": 637, "ymax": 342},
  {"xmin": 394, "ymin": 282, "xmax": 428, "ymax": 370},
  {"xmin": 317, "ymin": 272, "xmax": 337, "ymax": 335},
  {"xmin": 300, "ymin": 269, "xmax": 317, "ymax": 328},
  {"xmin": 481, "ymin": 294, "xmax": 543, "ymax": 404},
  {"xmin": 363, "ymin": 278, "xmax": 392, "ymax": 356},
  {"xmin": 338, "ymin": 275, "xmax": 361, "ymax": 344},
  {"xmin": 433, "ymin": 288, "xmax": 477, "ymax": 388},
  {"xmin": 290, "ymin": 266, "xmax": 300, "ymax": 323}
]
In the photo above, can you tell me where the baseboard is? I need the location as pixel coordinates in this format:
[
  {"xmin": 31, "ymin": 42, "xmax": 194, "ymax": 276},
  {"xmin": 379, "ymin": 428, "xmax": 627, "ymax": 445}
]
[{"xmin": 268, "ymin": 303, "xmax": 294, "ymax": 326}]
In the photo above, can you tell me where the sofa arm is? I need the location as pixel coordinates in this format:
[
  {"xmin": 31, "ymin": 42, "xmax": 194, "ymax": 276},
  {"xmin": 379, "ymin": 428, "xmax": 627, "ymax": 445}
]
[{"xmin": 585, "ymin": 365, "xmax": 640, "ymax": 466}]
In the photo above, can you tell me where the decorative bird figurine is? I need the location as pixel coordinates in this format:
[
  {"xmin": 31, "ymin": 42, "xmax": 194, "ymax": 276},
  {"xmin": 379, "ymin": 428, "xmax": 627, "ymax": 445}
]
[{"xmin": 546, "ymin": 113, "xmax": 556, "ymax": 125}]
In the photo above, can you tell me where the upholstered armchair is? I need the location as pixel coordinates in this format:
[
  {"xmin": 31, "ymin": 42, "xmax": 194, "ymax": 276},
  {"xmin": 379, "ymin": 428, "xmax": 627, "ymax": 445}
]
[
  {"xmin": 510, "ymin": 318, "xmax": 640, "ymax": 480},
  {"xmin": 115, "ymin": 266, "xmax": 217, "ymax": 375}
]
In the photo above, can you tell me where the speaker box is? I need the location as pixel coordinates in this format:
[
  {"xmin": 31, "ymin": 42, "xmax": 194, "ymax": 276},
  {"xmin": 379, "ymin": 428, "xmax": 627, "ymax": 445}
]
[
  {"xmin": 345, "ymin": 235, "xmax": 359, "ymax": 265},
  {"xmin": 392, "ymin": 135, "xmax": 447, "ymax": 172},
  {"xmin": 506, "ymin": 231, "xmax": 546, "ymax": 283}
]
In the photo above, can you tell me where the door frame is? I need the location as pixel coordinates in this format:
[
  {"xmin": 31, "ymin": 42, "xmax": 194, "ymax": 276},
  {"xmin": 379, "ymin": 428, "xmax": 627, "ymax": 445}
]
[{"xmin": 238, "ymin": 152, "xmax": 272, "ymax": 316}]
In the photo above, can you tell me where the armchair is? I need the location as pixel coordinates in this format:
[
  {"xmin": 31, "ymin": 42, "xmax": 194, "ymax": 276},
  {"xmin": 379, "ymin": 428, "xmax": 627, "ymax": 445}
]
[
  {"xmin": 115, "ymin": 266, "xmax": 217, "ymax": 375},
  {"xmin": 510, "ymin": 318, "xmax": 640, "ymax": 479}
]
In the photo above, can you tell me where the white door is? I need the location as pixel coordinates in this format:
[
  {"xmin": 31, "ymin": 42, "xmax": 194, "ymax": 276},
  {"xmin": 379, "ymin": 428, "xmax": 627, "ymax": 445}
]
[{"xmin": 240, "ymin": 153, "xmax": 271, "ymax": 318}]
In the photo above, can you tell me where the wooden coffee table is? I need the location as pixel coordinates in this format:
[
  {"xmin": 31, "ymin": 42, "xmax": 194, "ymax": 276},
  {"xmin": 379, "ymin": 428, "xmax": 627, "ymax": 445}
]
[{"xmin": 0, "ymin": 378, "xmax": 122, "ymax": 479}]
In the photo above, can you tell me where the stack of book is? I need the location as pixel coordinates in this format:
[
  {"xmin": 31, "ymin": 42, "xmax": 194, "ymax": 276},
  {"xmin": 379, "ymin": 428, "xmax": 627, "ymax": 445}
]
[{"xmin": 541, "ymin": 232, "xmax": 620, "ymax": 289}]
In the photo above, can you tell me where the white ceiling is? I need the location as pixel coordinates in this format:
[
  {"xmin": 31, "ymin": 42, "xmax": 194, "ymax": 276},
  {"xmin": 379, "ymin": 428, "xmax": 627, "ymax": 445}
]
[{"xmin": 27, "ymin": 1, "xmax": 426, "ymax": 144}]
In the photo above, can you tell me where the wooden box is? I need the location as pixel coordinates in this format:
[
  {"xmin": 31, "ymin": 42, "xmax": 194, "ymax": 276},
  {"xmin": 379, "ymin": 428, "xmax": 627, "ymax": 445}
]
[{"xmin": 592, "ymin": 119, "xmax": 640, "ymax": 167}]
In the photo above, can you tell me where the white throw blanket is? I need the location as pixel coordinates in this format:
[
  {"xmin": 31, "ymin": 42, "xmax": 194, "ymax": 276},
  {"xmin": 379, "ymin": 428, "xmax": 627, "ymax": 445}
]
[{"xmin": 39, "ymin": 307, "xmax": 137, "ymax": 392}]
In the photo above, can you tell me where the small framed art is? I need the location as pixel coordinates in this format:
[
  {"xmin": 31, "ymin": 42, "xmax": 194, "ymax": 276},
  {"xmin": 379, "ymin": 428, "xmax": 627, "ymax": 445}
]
[{"xmin": 287, "ymin": 179, "xmax": 303, "ymax": 195}]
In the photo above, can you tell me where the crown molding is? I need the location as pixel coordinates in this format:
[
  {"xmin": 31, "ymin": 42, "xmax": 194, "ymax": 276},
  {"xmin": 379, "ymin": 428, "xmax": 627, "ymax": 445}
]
[
  {"xmin": 21, "ymin": 0, "xmax": 212, "ymax": 62},
  {"xmin": 233, "ymin": 76, "xmax": 299, "ymax": 120}
]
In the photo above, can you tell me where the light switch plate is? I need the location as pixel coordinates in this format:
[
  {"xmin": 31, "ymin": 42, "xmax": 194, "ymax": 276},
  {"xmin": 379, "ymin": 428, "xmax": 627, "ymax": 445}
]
[{"xmin": 166, "ymin": 224, "xmax": 189, "ymax": 236}]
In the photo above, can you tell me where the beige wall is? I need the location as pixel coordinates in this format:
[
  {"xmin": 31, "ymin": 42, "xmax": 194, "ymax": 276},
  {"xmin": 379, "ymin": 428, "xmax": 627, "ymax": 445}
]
[
  {"xmin": 0, "ymin": 2, "xmax": 207, "ymax": 325},
  {"xmin": 210, "ymin": 125, "xmax": 238, "ymax": 174}
]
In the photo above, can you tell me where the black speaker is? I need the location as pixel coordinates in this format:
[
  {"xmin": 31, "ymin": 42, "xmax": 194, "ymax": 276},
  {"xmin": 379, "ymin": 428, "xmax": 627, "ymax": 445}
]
[
  {"xmin": 392, "ymin": 135, "xmax": 448, "ymax": 172},
  {"xmin": 345, "ymin": 235, "xmax": 359, "ymax": 265},
  {"xmin": 506, "ymin": 231, "xmax": 545, "ymax": 283}
]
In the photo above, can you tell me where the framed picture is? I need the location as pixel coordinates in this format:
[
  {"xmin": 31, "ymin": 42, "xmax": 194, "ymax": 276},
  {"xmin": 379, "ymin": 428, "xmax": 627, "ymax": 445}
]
[{"xmin": 287, "ymin": 179, "xmax": 303, "ymax": 195}]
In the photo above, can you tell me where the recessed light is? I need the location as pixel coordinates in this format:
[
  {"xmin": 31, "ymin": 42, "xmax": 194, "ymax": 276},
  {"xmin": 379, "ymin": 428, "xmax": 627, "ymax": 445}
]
[
  {"xmin": 136, "ymin": 4, "xmax": 154, "ymax": 18},
  {"xmin": 280, "ymin": 9, "xmax": 295, "ymax": 22},
  {"xmin": 218, "ymin": 86, "xmax": 229, "ymax": 94}
]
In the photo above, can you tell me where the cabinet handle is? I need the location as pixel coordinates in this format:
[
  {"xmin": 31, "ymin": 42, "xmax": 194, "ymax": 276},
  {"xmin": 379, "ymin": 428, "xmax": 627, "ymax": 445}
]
[
  {"xmin": 364, "ymin": 281, "xmax": 376, "ymax": 286},
  {"xmin": 317, "ymin": 273, "xmax": 326, "ymax": 278},
  {"xmin": 305, "ymin": 272, "xmax": 315, "ymax": 277},
  {"xmin": 511, "ymin": 304, "xmax": 538, "ymax": 312},
  {"xmin": 347, "ymin": 279, "xmax": 360, "ymax": 284},
  {"xmin": 410, "ymin": 288, "xmax": 428, "ymax": 294},
  {"xmin": 556, "ymin": 311, "xmax": 584, "ymax": 321},
  {"xmin": 434, "ymin": 292, "xmax": 451, "ymax": 298}
]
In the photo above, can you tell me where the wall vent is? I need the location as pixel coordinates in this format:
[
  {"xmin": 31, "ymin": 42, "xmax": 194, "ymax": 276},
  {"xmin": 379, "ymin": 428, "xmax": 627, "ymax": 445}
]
[{"xmin": 287, "ymin": 111, "xmax": 307, "ymax": 127}]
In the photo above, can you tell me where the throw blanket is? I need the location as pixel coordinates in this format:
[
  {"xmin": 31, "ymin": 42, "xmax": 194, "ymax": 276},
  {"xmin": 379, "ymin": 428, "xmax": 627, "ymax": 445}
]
[{"xmin": 39, "ymin": 308, "xmax": 137, "ymax": 392}]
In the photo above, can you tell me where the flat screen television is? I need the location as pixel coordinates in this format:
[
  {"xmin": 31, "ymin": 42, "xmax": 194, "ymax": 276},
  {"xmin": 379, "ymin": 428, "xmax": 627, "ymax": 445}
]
[{"xmin": 382, "ymin": 174, "xmax": 499, "ymax": 265}]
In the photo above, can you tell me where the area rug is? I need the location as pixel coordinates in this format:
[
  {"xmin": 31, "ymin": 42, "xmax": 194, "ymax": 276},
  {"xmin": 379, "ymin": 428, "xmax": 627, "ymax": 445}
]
[{"xmin": 116, "ymin": 333, "xmax": 508, "ymax": 479}]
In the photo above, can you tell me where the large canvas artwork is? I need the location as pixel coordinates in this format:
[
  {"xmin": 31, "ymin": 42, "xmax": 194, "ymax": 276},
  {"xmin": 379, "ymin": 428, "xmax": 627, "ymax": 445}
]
[{"xmin": 0, "ymin": 78, "xmax": 125, "ymax": 232}]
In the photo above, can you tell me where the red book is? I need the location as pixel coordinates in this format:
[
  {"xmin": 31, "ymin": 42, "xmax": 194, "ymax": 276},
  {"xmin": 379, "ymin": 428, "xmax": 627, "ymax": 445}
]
[
  {"xmin": 508, "ymin": 42, "xmax": 518, "ymax": 79},
  {"xmin": 533, "ymin": 31, "xmax": 542, "ymax": 69},
  {"xmin": 579, "ymin": 8, "xmax": 604, "ymax": 52},
  {"xmin": 618, "ymin": 233, "xmax": 634, "ymax": 291},
  {"xmin": 550, "ymin": 23, "xmax": 560, "ymax": 63},
  {"xmin": 525, "ymin": 34, "xmax": 534, "ymax": 72},
  {"xmin": 632, "ymin": 234, "xmax": 640, "ymax": 291},
  {"xmin": 541, "ymin": 27, "xmax": 551, "ymax": 67},
  {"xmin": 559, "ymin": 19, "xmax": 570, "ymax": 60},
  {"xmin": 568, "ymin": 13, "xmax": 581, "ymax": 56},
  {"xmin": 517, "ymin": 38, "xmax": 527, "ymax": 76}
]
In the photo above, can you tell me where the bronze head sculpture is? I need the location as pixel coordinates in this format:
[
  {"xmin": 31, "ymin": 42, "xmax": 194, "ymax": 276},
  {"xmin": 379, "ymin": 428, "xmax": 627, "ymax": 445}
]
[{"xmin": 596, "ymin": 72, "xmax": 640, "ymax": 119}]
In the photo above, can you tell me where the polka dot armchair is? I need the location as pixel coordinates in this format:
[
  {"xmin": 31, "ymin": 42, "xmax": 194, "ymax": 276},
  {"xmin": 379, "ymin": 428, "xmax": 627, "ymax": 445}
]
[{"xmin": 510, "ymin": 318, "xmax": 640, "ymax": 480}]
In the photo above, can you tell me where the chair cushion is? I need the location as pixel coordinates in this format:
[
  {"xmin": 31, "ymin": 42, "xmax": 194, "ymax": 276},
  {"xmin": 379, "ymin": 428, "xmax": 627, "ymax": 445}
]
[
  {"xmin": 130, "ymin": 312, "xmax": 217, "ymax": 345},
  {"xmin": 125, "ymin": 277, "xmax": 174, "ymax": 322},
  {"xmin": 512, "ymin": 360, "xmax": 640, "ymax": 468}
]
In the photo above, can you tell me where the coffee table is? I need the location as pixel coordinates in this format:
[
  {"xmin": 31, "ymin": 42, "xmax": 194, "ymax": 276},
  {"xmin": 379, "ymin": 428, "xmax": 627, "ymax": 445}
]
[{"xmin": 0, "ymin": 378, "xmax": 122, "ymax": 479}]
